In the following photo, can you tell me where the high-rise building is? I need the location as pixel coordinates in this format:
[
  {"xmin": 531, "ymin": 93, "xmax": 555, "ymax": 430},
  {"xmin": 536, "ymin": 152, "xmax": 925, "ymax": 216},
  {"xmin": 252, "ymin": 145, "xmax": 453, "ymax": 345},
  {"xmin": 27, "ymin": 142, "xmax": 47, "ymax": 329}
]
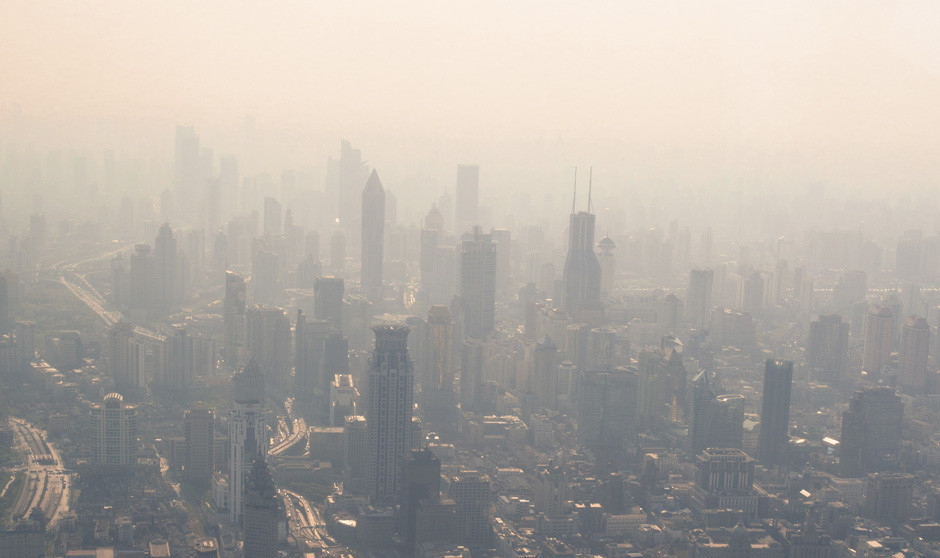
[
  {"xmin": 165, "ymin": 325, "xmax": 194, "ymax": 390},
  {"xmin": 344, "ymin": 415, "xmax": 369, "ymax": 494},
  {"xmin": 688, "ymin": 268, "xmax": 714, "ymax": 330},
  {"xmin": 325, "ymin": 140, "xmax": 368, "ymax": 230},
  {"xmin": 222, "ymin": 271, "xmax": 246, "ymax": 368},
  {"xmin": 402, "ymin": 448, "xmax": 442, "ymax": 549},
  {"xmin": 459, "ymin": 227, "xmax": 496, "ymax": 339},
  {"xmin": 361, "ymin": 170, "xmax": 386, "ymax": 303},
  {"xmin": 229, "ymin": 361, "xmax": 267, "ymax": 525},
  {"xmin": 109, "ymin": 322, "xmax": 140, "ymax": 389},
  {"xmin": 366, "ymin": 325, "xmax": 415, "ymax": 503},
  {"xmin": 460, "ymin": 338, "xmax": 486, "ymax": 413},
  {"xmin": 184, "ymin": 406, "xmax": 215, "ymax": 484},
  {"xmin": 90, "ymin": 393, "xmax": 138, "ymax": 466},
  {"xmin": 330, "ymin": 230, "xmax": 346, "ymax": 277},
  {"xmin": 246, "ymin": 306, "xmax": 292, "ymax": 391},
  {"xmin": 451, "ymin": 470, "xmax": 490, "ymax": 549},
  {"xmin": 242, "ymin": 459, "xmax": 279, "ymax": 558},
  {"xmin": 262, "ymin": 196, "xmax": 282, "ymax": 237},
  {"xmin": 578, "ymin": 366, "xmax": 639, "ymax": 467},
  {"xmin": 862, "ymin": 305, "xmax": 894, "ymax": 376},
  {"xmin": 154, "ymin": 223, "xmax": 182, "ymax": 309},
  {"xmin": 490, "ymin": 227, "xmax": 512, "ymax": 298},
  {"xmin": 757, "ymin": 359, "xmax": 793, "ymax": 466},
  {"xmin": 455, "ymin": 164, "xmax": 479, "ymax": 234},
  {"xmin": 807, "ymin": 315, "xmax": 849, "ymax": 384},
  {"xmin": 314, "ymin": 276, "xmax": 344, "ymax": 332},
  {"xmin": 863, "ymin": 472, "xmax": 914, "ymax": 525},
  {"xmin": 597, "ymin": 236, "xmax": 616, "ymax": 296},
  {"xmin": 899, "ymin": 315, "xmax": 930, "ymax": 394},
  {"xmin": 690, "ymin": 448, "xmax": 758, "ymax": 519},
  {"xmin": 294, "ymin": 311, "xmax": 330, "ymax": 406},
  {"xmin": 562, "ymin": 200, "xmax": 602, "ymax": 325},
  {"xmin": 840, "ymin": 387, "xmax": 903, "ymax": 477},
  {"xmin": 533, "ymin": 336, "xmax": 559, "ymax": 411},
  {"xmin": 533, "ymin": 462, "xmax": 567, "ymax": 518}
]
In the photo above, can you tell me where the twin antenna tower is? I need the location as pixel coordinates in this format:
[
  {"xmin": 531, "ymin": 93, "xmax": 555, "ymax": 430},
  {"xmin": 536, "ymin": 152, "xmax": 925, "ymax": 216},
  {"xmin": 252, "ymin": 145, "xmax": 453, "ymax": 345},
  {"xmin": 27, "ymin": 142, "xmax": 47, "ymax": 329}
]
[{"xmin": 571, "ymin": 167, "xmax": 593, "ymax": 215}]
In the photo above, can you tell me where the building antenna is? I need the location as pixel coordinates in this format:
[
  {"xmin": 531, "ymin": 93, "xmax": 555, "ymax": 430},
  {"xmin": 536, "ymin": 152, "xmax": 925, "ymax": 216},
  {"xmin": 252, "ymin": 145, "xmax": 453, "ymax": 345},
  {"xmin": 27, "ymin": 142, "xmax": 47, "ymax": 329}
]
[
  {"xmin": 587, "ymin": 167, "xmax": 593, "ymax": 214},
  {"xmin": 571, "ymin": 167, "xmax": 578, "ymax": 214}
]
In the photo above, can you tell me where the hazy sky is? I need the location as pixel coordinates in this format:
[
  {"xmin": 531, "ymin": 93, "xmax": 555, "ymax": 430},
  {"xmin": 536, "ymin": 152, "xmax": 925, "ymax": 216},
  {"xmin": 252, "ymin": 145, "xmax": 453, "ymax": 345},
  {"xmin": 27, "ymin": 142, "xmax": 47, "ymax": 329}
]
[{"xmin": 4, "ymin": 0, "xmax": 940, "ymax": 195}]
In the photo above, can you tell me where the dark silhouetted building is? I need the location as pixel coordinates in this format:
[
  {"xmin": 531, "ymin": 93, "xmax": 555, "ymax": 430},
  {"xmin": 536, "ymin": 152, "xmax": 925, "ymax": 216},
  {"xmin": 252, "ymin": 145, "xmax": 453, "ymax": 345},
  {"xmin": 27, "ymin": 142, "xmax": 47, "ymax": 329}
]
[
  {"xmin": 757, "ymin": 359, "xmax": 793, "ymax": 466},
  {"xmin": 807, "ymin": 315, "xmax": 849, "ymax": 384},
  {"xmin": 840, "ymin": 387, "xmax": 903, "ymax": 477},
  {"xmin": 899, "ymin": 315, "xmax": 930, "ymax": 394},
  {"xmin": 459, "ymin": 227, "xmax": 496, "ymax": 339},
  {"xmin": 361, "ymin": 170, "xmax": 385, "ymax": 303},
  {"xmin": 243, "ymin": 459, "xmax": 279, "ymax": 558}
]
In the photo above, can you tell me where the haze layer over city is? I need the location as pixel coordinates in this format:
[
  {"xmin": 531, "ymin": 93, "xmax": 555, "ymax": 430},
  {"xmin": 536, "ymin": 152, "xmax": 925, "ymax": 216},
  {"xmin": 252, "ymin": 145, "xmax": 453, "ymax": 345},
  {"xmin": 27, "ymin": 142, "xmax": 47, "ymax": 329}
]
[{"xmin": 2, "ymin": 2, "xmax": 940, "ymax": 558}]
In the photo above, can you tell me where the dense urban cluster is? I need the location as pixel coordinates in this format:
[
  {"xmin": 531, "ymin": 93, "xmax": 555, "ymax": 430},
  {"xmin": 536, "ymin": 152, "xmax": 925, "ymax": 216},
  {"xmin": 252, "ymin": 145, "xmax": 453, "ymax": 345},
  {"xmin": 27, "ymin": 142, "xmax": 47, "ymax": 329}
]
[{"xmin": 0, "ymin": 133, "xmax": 939, "ymax": 558}]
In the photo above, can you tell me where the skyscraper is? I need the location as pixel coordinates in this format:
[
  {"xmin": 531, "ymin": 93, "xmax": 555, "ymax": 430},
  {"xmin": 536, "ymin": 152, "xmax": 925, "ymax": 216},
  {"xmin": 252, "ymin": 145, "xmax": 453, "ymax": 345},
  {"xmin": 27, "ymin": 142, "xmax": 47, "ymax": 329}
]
[
  {"xmin": 455, "ymin": 164, "xmax": 479, "ymax": 234},
  {"xmin": 109, "ymin": 321, "xmax": 139, "ymax": 389},
  {"xmin": 184, "ymin": 406, "xmax": 215, "ymax": 484},
  {"xmin": 366, "ymin": 325, "xmax": 415, "ymax": 503},
  {"xmin": 688, "ymin": 268, "xmax": 714, "ymax": 330},
  {"xmin": 899, "ymin": 315, "xmax": 930, "ymax": 394},
  {"xmin": 533, "ymin": 336, "xmax": 559, "ymax": 411},
  {"xmin": 597, "ymin": 235, "xmax": 616, "ymax": 296},
  {"xmin": 840, "ymin": 387, "xmax": 903, "ymax": 477},
  {"xmin": 154, "ymin": 223, "xmax": 181, "ymax": 309},
  {"xmin": 862, "ymin": 305, "xmax": 894, "ymax": 376},
  {"xmin": 90, "ymin": 393, "xmax": 138, "ymax": 466},
  {"xmin": 361, "ymin": 170, "xmax": 386, "ymax": 303},
  {"xmin": 229, "ymin": 361, "xmax": 267, "ymax": 525},
  {"xmin": 807, "ymin": 314, "xmax": 850, "ymax": 384},
  {"xmin": 222, "ymin": 271, "xmax": 246, "ymax": 369},
  {"xmin": 314, "ymin": 276, "xmax": 345, "ymax": 332},
  {"xmin": 459, "ymin": 227, "xmax": 496, "ymax": 339},
  {"xmin": 562, "ymin": 193, "xmax": 602, "ymax": 324},
  {"xmin": 344, "ymin": 415, "xmax": 369, "ymax": 494},
  {"xmin": 451, "ymin": 470, "xmax": 491, "ymax": 549},
  {"xmin": 757, "ymin": 359, "xmax": 793, "ymax": 466},
  {"xmin": 490, "ymin": 227, "xmax": 512, "ymax": 298},
  {"xmin": 246, "ymin": 306, "xmax": 292, "ymax": 391},
  {"xmin": 242, "ymin": 459, "xmax": 279, "ymax": 558},
  {"xmin": 165, "ymin": 325, "xmax": 194, "ymax": 390},
  {"xmin": 401, "ymin": 448, "xmax": 442, "ymax": 549}
]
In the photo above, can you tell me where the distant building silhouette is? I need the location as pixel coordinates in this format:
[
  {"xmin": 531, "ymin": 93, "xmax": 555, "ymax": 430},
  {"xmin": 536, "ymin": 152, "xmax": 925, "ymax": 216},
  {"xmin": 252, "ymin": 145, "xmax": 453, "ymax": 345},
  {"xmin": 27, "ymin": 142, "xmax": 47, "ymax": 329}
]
[
  {"xmin": 459, "ymin": 227, "xmax": 497, "ymax": 339},
  {"xmin": 361, "ymin": 169, "xmax": 385, "ymax": 303},
  {"xmin": 899, "ymin": 315, "xmax": 930, "ymax": 394},
  {"xmin": 862, "ymin": 305, "xmax": 894, "ymax": 377},
  {"xmin": 840, "ymin": 387, "xmax": 903, "ymax": 477},
  {"xmin": 757, "ymin": 359, "xmax": 793, "ymax": 466}
]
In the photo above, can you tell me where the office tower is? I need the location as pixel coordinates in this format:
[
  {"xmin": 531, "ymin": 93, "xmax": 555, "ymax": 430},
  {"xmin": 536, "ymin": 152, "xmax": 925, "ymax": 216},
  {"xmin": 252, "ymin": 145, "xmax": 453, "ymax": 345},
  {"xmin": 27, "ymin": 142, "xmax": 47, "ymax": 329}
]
[
  {"xmin": 743, "ymin": 270, "xmax": 765, "ymax": 314},
  {"xmin": 863, "ymin": 472, "xmax": 914, "ymax": 525},
  {"xmin": 757, "ymin": 359, "xmax": 793, "ymax": 466},
  {"xmin": 402, "ymin": 448, "xmax": 442, "ymax": 549},
  {"xmin": 262, "ymin": 196, "xmax": 281, "ymax": 237},
  {"xmin": 366, "ymin": 325, "xmax": 415, "ymax": 503},
  {"xmin": 562, "ymin": 195, "xmax": 603, "ymax": 325},
  {"xmin": 90, "ymin": 393, "xmax": 138, "ymax": 466},
  {"xmin": 184, "ymin": 406, "xmax": 215, "ymax": 484},
  {"xmin": 109, "ymin": 322, "xmax": 138, "ymax": 389},
  {"xmin": 455, "ymin": 164, "xmax": 479, "ymax": 234},
  {"xmin": 246, "ymin": 306, "xmax": 292, "ymax": 391},
  {"xmin": 451, "ymin": 470, "xmax": 491, "ymax": 549},
  {"xmin": 294, "ymin": 311, "xmax": 330, "ymax": 404},
  {"xmin": 597, "ymin": 235, "xmax": 616, "ymax": 296},
  {"xmin": 840, "ymin": 387, "xmax": 903, "ymax": 477},
  {"xmin": 578, "ymin": 366, "xmax": 639, "ymax": 468},
  {"xmin": 420, "ymin": 226, "xmax": 441, "ymax": 303},
  {"xmin": 250, "ymin": 248, "xmax": 279, "ymax": 302},
  {"xmin": 361, "ymin": 169, "xmax": 385, "ymax": 303},
  {"xmin": 690, "ymin": 448, "xmax": 758, "ymax": 519},
  {"xmin": 862, "ymin": 305, "xmax": 894, "ymax": 376},
  {"xmin": 688, "ymin": 268, "xmax": 714, "ymax": 330},
  {"xmin": 490, "ymin": 227, "xmax": 512, "ymax": 298},
  {"xmin": 166, "ymin": 325, "xmax": 194, "ymax": 390},
  {"xmin": 330, "ymin": 231, "xmax": 346, "ymax": 277},
  {"xmin": 325, "ymin": 140, "xmax": 369, "ymax": 229},
  {"xmin": 14, "ymin": 320, "xmax": 35, "ymax": 371},
  {"xmin": 345, "ymin": 415, "xmax": 369, "ymax": 494},
  {"xmin": 899, "ymin": 315, "xmax": 930, "ymax": 394},
  {"xmin": 314, "ymin": 276, "xmax": 344, "ymax": 332},
  {"xmin": 636, "ymin": 341, "xmax": 687, "ymax": 426},
  {"xmin": 422, "ymin": 306, "xmax": 456, "ymax": 427},
  {"xmin": 460, "ymin": 338, "xmax": 486, "ymax": 412},
  {"xmin": 533, "ymin": 463, "xmax": 567, "ymax": 518},
  {"xmin": 154, "ymin": 223, "xmax": 181, "ymax": 309},
  {"xmin": 533, "ymin": 336, "xmax": 559, "ymax": 411},
  {"xmin": 324, "ymin": 333, "xmax": 349, "ymax": 389},
  {"xmin": 685, "ymin": 370, "xmax": 718, "ymax": 455},
  {"xmin": 223, "ymin": 271, "xmax": 247, "ymax": 368},
  {"xmin": 459, "ymin": 227, "xmax": 497, "ymax": 339},
  {"xmin": 807, "ymin": 315, "xmax": 850, "ymax": 384},
  {"xmin": 128, "ymin": 244, "xmax": 155, "ymax": 317},
  {"xmin": 174, "ymin": 125, "xmax": 200, "ymax": 217},
  {"xmin": 242, "ymin": 459, "xmax": 279, "ymax": 558},
  {"xmin": 229, "ymin": 361, "xmax": 267, "ymax": 525}
]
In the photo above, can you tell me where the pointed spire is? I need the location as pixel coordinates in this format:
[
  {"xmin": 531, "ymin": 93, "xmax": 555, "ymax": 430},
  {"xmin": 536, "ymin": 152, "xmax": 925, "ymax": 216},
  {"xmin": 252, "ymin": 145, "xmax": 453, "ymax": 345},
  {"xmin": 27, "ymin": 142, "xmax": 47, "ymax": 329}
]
[
  {"xmin": 587, "ymin": 167, "xmax": 593, "ymax": 214},
  {"xmin": 364, "ymin": 168, "xmax": 383, "ymax": 192},
  {"xmin": 571, "ymin": 167, "xmax": 578, "ymax": 215}
]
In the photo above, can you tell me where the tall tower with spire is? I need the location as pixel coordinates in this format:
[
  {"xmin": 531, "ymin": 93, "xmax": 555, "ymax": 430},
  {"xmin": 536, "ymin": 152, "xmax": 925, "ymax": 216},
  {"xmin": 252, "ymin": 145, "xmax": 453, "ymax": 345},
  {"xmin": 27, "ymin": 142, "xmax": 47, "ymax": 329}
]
[
  {"xmin": 361, "ymin": 169, "xmax": 385, "ymax": 304},
  {"xmin": 562, "ymin": 169, "xmax": 603, "ymax": 324}
]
